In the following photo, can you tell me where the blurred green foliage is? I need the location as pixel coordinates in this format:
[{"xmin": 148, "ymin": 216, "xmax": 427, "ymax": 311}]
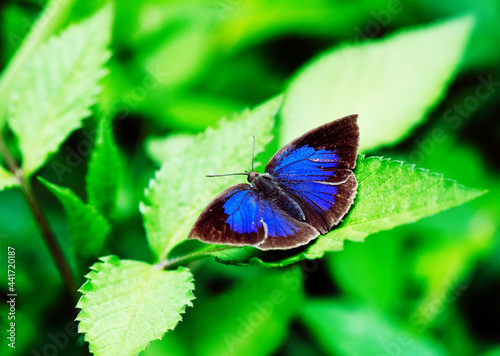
[{"xmin": 0, "ymin": 0, "xmax": 499, "ymax": 355}]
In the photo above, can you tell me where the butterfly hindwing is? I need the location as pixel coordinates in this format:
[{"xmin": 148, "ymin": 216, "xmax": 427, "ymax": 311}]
[
  {"xmin": 265, "ymin": 115, "xmax": 359, "ymax": 233},
  {"xmin": 188, "ymin": 184, "xmax": 319, "ymax": 249},
  {"xmin": 256, "ymin": 197, "xmax": 318, "ymax": 250},
  {"xmin": 276, "ymin": 170, "xmax": 357, "ymax": 234}
]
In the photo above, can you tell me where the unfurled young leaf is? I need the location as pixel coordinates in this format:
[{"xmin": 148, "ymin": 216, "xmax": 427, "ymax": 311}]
[
  {"xmin": 86, "ymin": 115, "xmax": 123, "ymax": 219},
  {"xmin": 141, "ymin": 96, "xmax": 282, "ymax": 260},
  {"xmin": 7, "ymin": 5, "xmax": 112, "ymax": 175},
  {"xmin": 214, "ymin": 156, "xmax": 485, "ymax": 267},
  {"xmin": 281, "ymin": 16, "xmax": 474, "ymax": 151},
  {"xmin": 76, "ymin": 255, "xmax": 195, "ymax": 356},
  {"xmin": 0, "ymin": 165, "xmax": 18, "ymax": 190},
  {"xmin": 38, "ymin": 177, "xmax": 110, "ymax": 272}
]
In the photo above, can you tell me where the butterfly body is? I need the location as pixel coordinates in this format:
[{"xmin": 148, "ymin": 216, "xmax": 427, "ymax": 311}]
[
  {"xmin": 189, "ymin": 115, "xmax": 359, "ymax": 250},
  {"xmin": 248, "ymin": 171, "xmax": 306, "ymax": 222}
]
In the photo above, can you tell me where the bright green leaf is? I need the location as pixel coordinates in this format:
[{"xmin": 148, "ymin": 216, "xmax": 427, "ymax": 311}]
[
  {"xmin": 143, "ymin": 21, "xmax": 211, "ymax": 89},
  {"xmin": 86, "ymin": 115, "xmax": 123, "ymax": 219},
  {"xmin": 281, "ymin": 16, "xmax": 474, "ymax": 151},
  {"xmin": 212, "ymin": 155, "xmax": 485, "ymax": 267},
  {"xmin": 174, "ymin": 267, "xmax": 303, "ymax": 356},
  {"xmin": 406, "ymin": 0, "xmax": 500, "ymax": 69},
  {"xmin": 304, "ymin": 156, "xmax": 485, "ymax": 259},
  {"xmin": 7, "ymin": 5, "xmax": 112, "ymax": 175},
  {"xmin": 76, "ymin": 255, "xmax": 195, "ymax": 356},
  {"xmin": 0, "ymin": 165, "xmax": 18, "ymax": 190},
  {"xmin": 0, "ymin": 0, "xmax": 77, "ymax": 128},
  {"xmin": 141, "ymin": 96, "xmax": 281, "ymax": 260},
  {"xmin": 145, "ymin": 133, "xmax": 195, "ymax": 165},
  {"xmin": 302, "ymin": 299, "xmax": 447, "ymax": 356},
  {"xmin": 210, "ymin": 245, "xmax": 264, "ymax": 266},
  {"xmin": 38, "ymin": 177, "xmax": 110, "ymax": 272}
]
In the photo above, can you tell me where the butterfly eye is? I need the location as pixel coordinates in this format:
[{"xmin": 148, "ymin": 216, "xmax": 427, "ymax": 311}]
[{"xmin": 247, "ymin": 171, "xmax": 259, "ymax": 183}]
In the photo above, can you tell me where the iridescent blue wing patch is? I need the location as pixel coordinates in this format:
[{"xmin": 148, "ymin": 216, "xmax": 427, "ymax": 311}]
[
  {"xmin": 265, "ymin": 115, "xmax": 359, "ymax": 234},
  {"xmin": 255, "ymin": 196, "xmax": 318, "ymax": 250},
  {"xmin": 188, "ymin": 184, "xmax": 318, "ymax": 249}
]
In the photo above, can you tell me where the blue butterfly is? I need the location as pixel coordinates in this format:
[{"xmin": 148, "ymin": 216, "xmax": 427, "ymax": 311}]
[{"xmin": 188, "ymin": 115, "xmax": 359, "ymax": 250}]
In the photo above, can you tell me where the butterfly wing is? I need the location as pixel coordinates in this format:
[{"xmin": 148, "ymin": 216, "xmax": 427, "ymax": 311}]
[
  {"xmin": 265, "ymin": 115, "xmax": 359, "ymax": 234},
  {"xmin": 188, "ymin": 184, "xmax": 319, "ymax": 250}
]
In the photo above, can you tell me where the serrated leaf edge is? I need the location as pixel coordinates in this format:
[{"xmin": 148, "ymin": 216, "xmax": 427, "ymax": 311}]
[{"xmin": 75, "ymin": 255, "xmax": 195, "ymax": 355}]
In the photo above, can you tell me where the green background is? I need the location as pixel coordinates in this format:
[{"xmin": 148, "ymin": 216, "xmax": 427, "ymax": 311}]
[{"xmin": 1, "ymin": 0, "xmax": 499, "ymax": 355}]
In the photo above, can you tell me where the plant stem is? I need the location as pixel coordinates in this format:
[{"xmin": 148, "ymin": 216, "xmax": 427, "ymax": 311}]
[
  {"xmin": 0, "ymin": 134, "xmax": 78, "ymax": 304},
  {"xmin": 158, "ymin": 245, "xmax": 238, "ymax": 270}
]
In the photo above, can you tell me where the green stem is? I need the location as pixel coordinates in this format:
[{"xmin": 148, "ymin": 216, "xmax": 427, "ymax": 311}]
[
  {"xmin": 158, "ymin": 245, "xmax": 238, "ymax": 270},
  {"xmin": 0, "ymin": 134, "xmax": 78, "ymax": 304}
]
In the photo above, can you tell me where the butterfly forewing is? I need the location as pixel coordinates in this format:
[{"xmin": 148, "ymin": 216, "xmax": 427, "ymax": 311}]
[
  {"xmin": 265, "ymin": 115, "xmax": 359, "ymax": 234},
  {"xmin": 188, "ymin": 184, "xmax": 265, "ymax": 246},
  {"xmin": 266, "ymin": 114, "xmax": 359, "ymax": 173}
]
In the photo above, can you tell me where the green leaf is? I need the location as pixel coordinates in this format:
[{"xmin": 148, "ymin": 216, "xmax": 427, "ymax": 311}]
[
  {"xmin": 0, "ymin": 165, "xmax": 18, "ymax": 190},
  {"xmin": 406, "ymin": 0, "xmax": 500, "ymax": 70},
  {"xmin": 141, "ymin": 96, "xmax": 282, "ymax": 260},
  {"xmin": 281, "ymin": 16, "xmax": 474, "ymax": 151},
  {"xmin": 76, "ymin": 255, "xmax": 195, "ymax": 356},
  {"xmin": 142, "ymin": 21, "xmax": 211, "ymax": 89},
  {"xmin": 38, "ymin": 177, "xmax": 110, "ymax": 271},
  {"xmin": 6, "ymin": 5, "xmax": 112, "ymax": 175},
  {"xmin": 304, "ymin": 156, "xmax": 485, "ymax": 259},
  {"xmin": 0, "ymin": 0, "xmax": 77, "ymax": 128},
  {"xmin": 86, "ymin": 115, "xmax": 123, "ymax": 219},
  {"xmin": 174, "ymin": 267, "xmax": 304, "ymax": 356},
  {"xmin": 302, "ymin": 299, "xmax": 447, "ymax": 356},
  {"xmin": 145, "ymin": 133, "xmax": 195, "ymax": 165},
  {"xmin": 213, "ymin": 156, "xmax": 485, "ymax": 267}
]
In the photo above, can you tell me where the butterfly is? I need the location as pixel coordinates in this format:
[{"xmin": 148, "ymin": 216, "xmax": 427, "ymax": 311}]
[{"xmin": 188, "ymin": 115, "xmax": 359, "ymax": 250}]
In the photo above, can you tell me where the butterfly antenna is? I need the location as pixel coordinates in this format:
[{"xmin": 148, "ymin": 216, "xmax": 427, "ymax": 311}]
[
  {"xmin": 207, "ymin": 136, "xmax": 256, "ymax": 178},
  {"xmin": 251, "ymin": 135, "xmax": 256, "ymax": 171},
  {"xmin": 206, "ymin": 173, "xmax": 248, "ymax": 178}
]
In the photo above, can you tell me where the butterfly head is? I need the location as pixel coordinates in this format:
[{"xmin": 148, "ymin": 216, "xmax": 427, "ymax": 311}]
[
  {"xmin": 247, "ymin": 170, "xmax": 260, "ymax": 183},
  {"xmin": 247, "ymin": 171, "xmax": 276, "ymax": 194}
]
